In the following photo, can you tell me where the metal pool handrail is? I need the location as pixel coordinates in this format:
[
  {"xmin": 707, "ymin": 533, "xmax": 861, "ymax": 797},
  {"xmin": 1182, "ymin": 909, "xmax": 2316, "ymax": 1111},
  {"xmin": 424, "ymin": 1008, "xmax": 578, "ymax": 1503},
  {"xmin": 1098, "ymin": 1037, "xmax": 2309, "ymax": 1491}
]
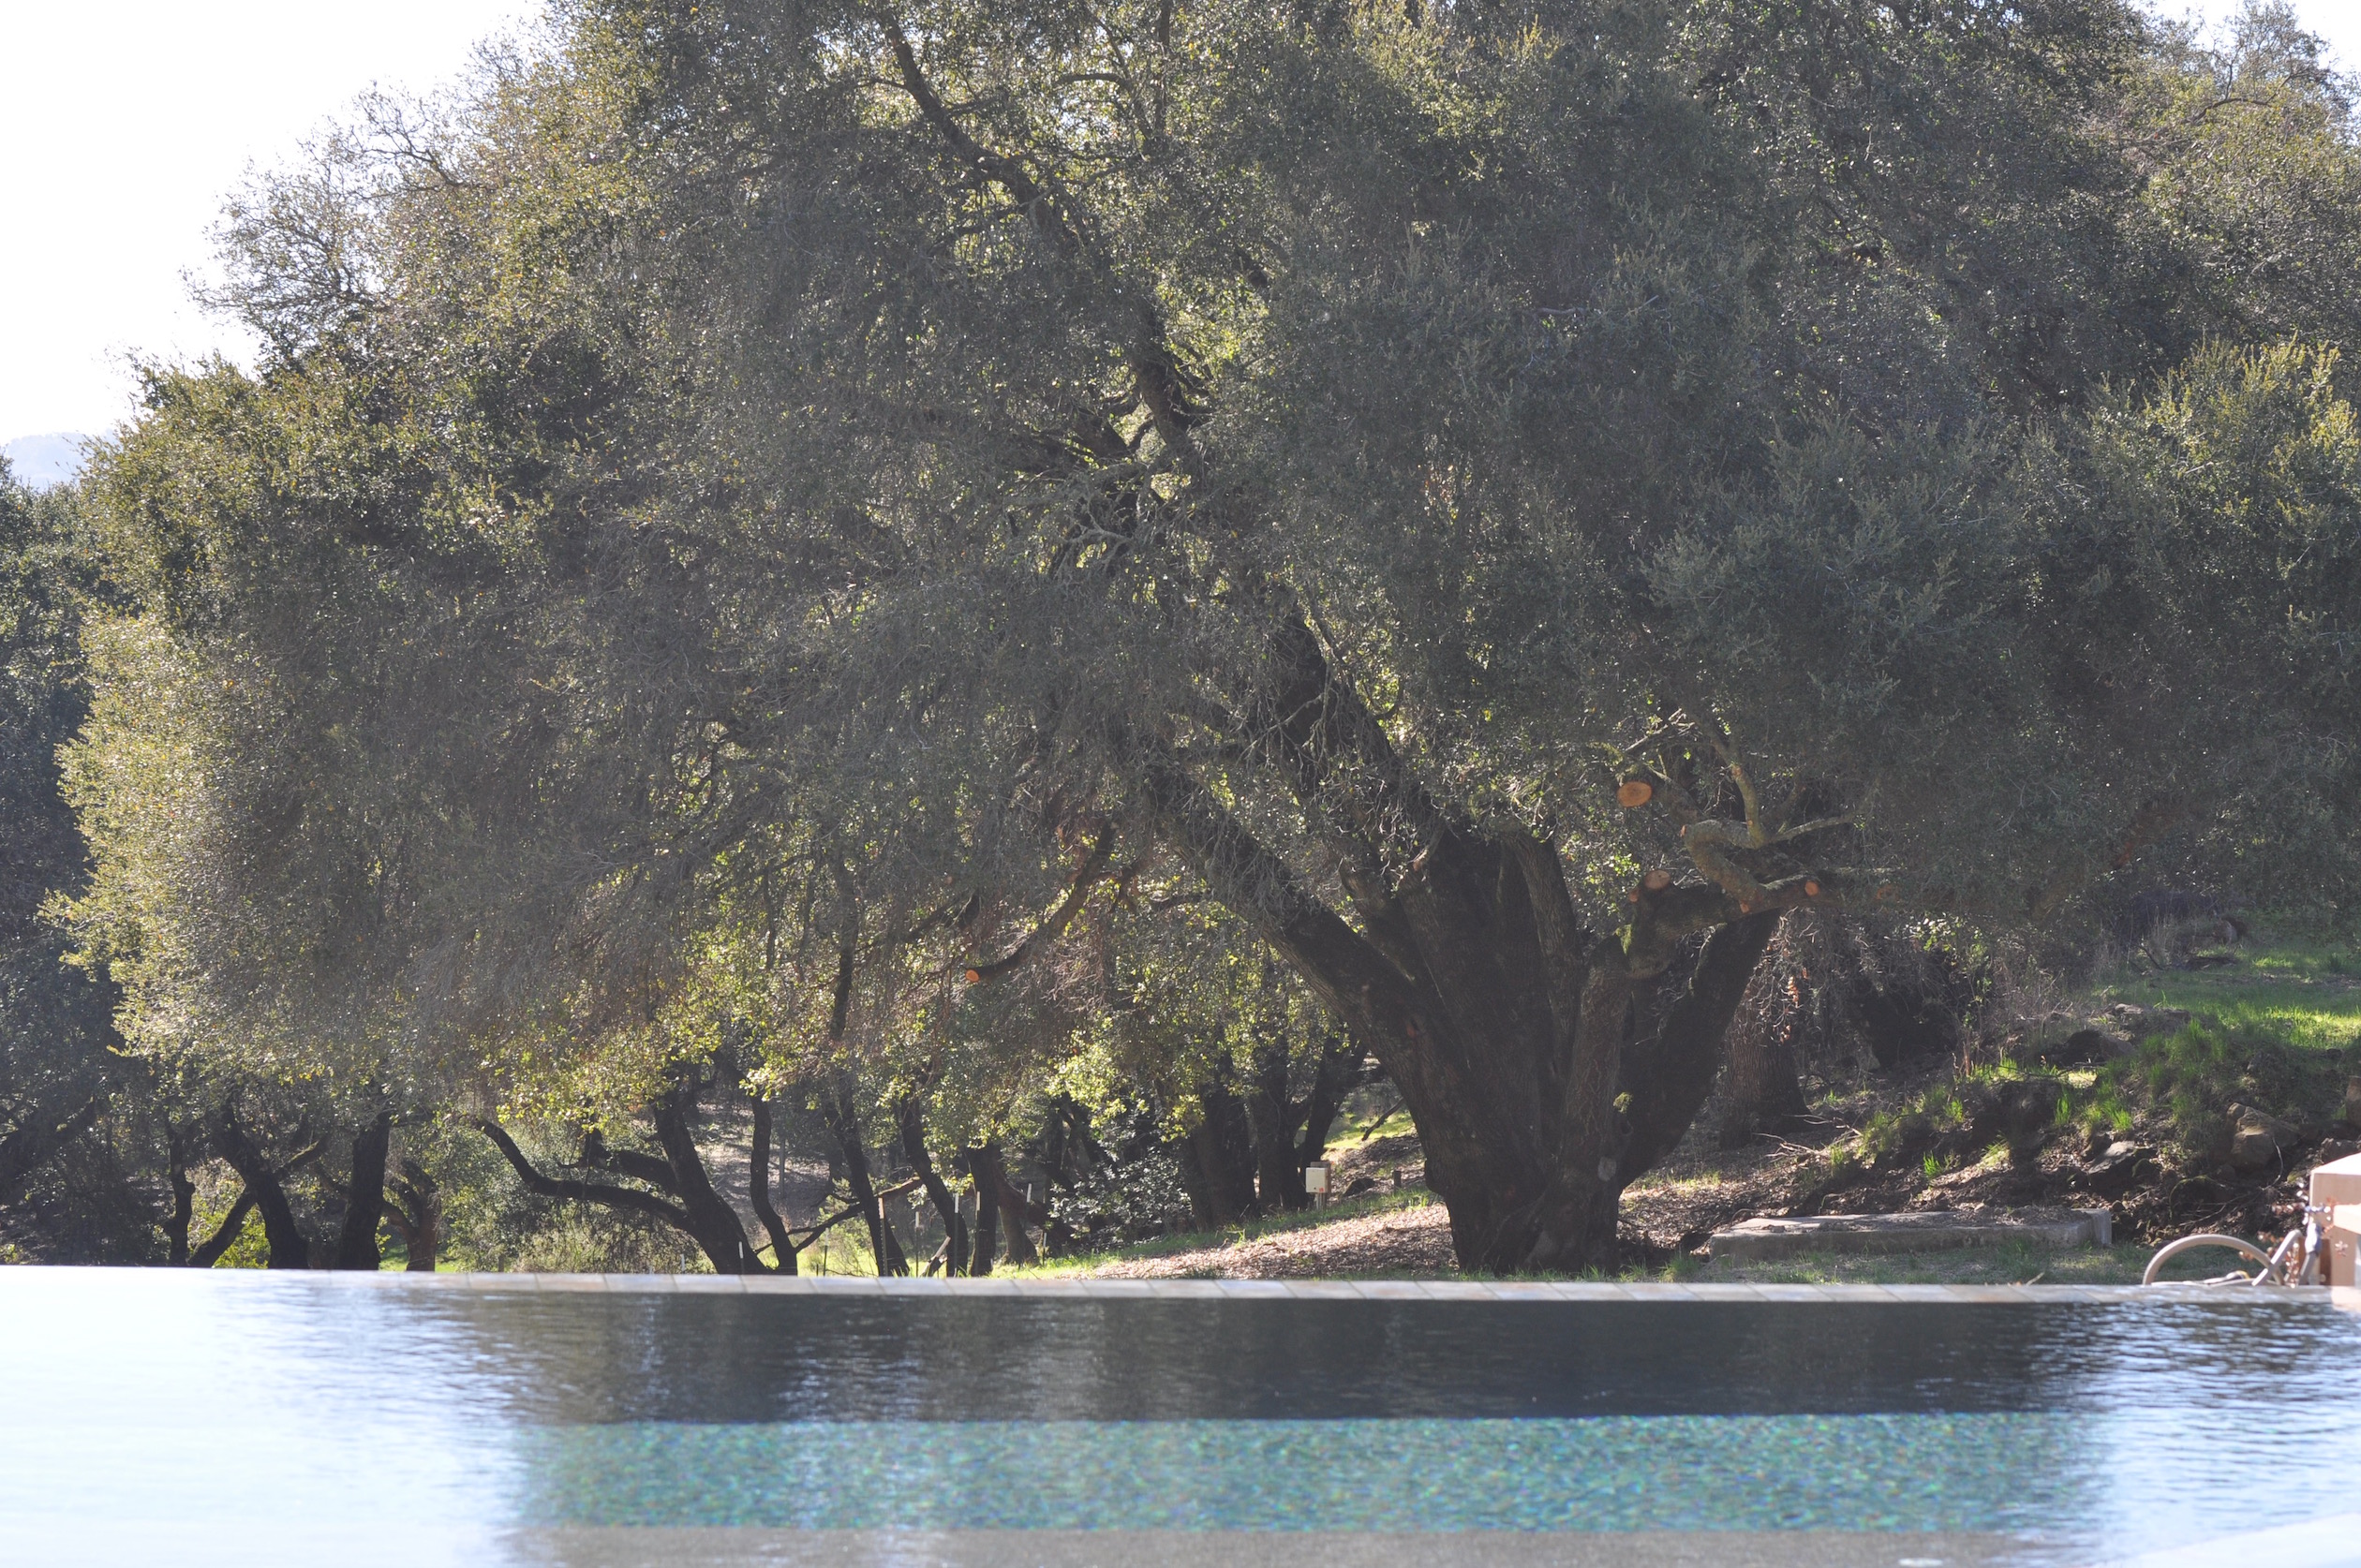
[{"xmin": 2143, "ymin": 1206, "xmax": 2324, "ymax": 1287}]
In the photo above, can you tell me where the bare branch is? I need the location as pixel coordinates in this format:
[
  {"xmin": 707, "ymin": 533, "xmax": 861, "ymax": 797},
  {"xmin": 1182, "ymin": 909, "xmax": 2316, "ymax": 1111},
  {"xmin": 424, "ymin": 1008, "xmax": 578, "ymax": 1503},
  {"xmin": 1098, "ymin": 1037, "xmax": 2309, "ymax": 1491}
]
[{"xmin": 475, "ymin": 1119, "xmax": 694, "ymax": 1231}]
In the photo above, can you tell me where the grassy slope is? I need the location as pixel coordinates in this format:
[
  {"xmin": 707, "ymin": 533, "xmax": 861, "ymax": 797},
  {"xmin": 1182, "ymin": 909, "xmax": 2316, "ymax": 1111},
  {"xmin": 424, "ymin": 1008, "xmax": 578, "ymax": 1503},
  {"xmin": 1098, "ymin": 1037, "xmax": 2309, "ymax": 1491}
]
[{"xmin": 2093, "ymin": 939, "xmax": 2361, "ymax": 1052}]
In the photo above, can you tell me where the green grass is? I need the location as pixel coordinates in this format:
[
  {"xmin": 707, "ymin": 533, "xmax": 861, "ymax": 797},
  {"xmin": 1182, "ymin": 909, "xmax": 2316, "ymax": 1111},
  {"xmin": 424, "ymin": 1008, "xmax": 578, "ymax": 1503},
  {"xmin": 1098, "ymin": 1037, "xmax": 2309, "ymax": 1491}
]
[
  {"xmin": 1336, "ymin": 1107, "xmax": 1419, "ymax": 1146},
  {"xmin": 2094, "ymin": 938, "xmax": 2361, "ymax": 1053},
  {"xmin": 2075, "ymin": 934, "xmax": 2361, "ymax": 1150}
]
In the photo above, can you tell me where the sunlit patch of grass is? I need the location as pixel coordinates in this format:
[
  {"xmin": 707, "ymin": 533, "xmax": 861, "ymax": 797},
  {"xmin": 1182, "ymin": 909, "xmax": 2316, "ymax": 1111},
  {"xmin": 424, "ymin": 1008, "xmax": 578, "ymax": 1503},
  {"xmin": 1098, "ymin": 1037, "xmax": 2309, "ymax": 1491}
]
[
  {"xmin": 1625, "ymin": 1168, "xmax": 1747, "ymax": 1193},
  {"xmin": 998, "ymin": 1188, "xmax": 1442, "ymax": 1279},
  {"xmin": 2095, "ymin": 939, "xmax": 2361, "ymax": 1055},
  {"xmin": 795, "ymin": 1225, "xmax": 878, "ymax": 1278},
  {"xmin": 1333, "ymin": 1107, "xmax": 1418, "ymax": 1146}
]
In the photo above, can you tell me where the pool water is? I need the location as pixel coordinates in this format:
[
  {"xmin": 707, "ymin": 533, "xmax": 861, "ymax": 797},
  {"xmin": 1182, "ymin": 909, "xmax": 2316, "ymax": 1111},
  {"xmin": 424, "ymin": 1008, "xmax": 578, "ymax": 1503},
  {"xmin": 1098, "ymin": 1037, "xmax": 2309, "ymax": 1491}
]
[{"xmin": 2, "ymin": 1272, "xmax": 2357, "ymax": 1567}]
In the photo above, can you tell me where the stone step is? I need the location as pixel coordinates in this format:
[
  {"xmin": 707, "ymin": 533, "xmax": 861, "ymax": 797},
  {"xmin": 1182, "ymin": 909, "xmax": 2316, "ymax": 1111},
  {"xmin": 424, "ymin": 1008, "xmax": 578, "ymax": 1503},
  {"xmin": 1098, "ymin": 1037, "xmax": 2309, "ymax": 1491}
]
[{"xmin": 1706, "ymin": 1206, "xmax": 2113, "ymax": 1262}]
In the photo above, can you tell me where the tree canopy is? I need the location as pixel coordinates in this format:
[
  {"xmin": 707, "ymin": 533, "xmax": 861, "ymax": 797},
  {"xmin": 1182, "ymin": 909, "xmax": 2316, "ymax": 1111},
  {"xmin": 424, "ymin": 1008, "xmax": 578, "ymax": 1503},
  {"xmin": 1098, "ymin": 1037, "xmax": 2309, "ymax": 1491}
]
[{"xmin": 39, "ymin": 0, "xmax": 2361, "ymax": 1271}]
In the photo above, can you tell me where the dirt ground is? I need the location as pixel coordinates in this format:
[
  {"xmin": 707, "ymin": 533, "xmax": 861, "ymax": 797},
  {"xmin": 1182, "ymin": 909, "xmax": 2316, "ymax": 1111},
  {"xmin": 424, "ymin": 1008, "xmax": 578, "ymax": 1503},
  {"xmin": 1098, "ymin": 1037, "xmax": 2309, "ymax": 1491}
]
[
  {"xmin": 1064, "ymin": 1056, "xmax": 2325, "ymax": 1281},
  {"xmin": 1088, "ymin": 1200, "xmax": 1459, "ymax": 1279}
]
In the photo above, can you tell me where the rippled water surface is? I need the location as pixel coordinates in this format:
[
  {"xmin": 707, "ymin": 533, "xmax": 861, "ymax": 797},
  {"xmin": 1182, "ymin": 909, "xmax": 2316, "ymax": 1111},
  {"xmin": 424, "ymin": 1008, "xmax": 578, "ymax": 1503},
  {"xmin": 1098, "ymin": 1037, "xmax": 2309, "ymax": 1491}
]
[{"xmin": 2, "ymin": 1272, "xmax": 2356, "ymax": 1566}]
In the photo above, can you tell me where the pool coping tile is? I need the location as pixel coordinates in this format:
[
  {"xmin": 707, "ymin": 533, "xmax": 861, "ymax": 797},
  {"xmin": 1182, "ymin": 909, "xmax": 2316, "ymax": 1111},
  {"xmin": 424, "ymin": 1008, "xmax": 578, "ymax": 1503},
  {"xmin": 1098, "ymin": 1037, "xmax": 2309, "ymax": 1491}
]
[{"xmin": 260, "ymin": 1271, "xmax": 2361, "ymax": 1306}]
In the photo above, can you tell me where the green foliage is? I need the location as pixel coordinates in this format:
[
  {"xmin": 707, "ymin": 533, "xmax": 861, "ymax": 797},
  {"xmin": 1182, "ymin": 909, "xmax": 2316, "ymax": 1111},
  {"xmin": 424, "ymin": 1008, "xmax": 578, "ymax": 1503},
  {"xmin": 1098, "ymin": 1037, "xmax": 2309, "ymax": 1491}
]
[
  {"xmin": 1845, "ymin": 1066, "xmax": 2074, "ymax": 1174},
  {"xmin": 2101, "ymin": 1018, "xmax": 2358, "ymax": 1157},
  {"xmin": 0, "ymin": 461, "xmax": 159, "ymax": 1255}
]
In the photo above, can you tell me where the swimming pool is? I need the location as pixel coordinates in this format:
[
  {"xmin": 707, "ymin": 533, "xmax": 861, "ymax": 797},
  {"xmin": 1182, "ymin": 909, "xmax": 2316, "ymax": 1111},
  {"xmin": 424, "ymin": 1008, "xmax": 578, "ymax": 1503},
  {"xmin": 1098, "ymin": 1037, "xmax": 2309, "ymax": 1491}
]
[{"xmin": 2, "ymin": 1271, "xmax": 2355, "ymax": 1567}]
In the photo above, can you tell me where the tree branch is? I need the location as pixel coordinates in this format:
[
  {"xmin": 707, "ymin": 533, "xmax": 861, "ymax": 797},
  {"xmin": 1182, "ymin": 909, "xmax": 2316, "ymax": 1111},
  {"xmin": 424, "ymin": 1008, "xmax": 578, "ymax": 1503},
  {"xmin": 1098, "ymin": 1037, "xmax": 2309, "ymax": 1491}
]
[
  {"xmin": 789, "ymin": 1175, "xmax": 924, "ymax": 1252},
  {"xmin": 475, "ymin": 1119, "xmax": 694, "ymax": 1231},
  {"xmin": 964, "ymin": 831, "xmax": 1118, "ymax": 984},
  {"xmin": 1128, "ymin": 732, "xmax": 1425, "ymax": 1042},
  {"xmin": 186, "ymin": 1187, "xmax": 260, "ymax": 1268}
]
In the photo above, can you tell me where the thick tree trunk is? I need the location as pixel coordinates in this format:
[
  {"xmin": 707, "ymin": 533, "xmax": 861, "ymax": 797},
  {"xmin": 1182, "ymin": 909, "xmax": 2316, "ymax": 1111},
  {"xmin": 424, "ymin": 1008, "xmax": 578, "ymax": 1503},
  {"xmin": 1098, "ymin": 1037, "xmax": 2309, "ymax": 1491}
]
[
  {"xmin": 1176, "ymin": 1082, "xmax": 1258, "ymax": 1227},
  {"xmin": 962, "ymin": 1144, "xmax": 1001, "ymax": 1274},
  {"xmin": 749, "ymin": 1097, "xmax": 796, "ymax": 1275},
  {"xmin": 1719, "ymin": 925, "xmax": 1813, "ymax": 1149},
  {"xmin": 650, "ymin": 1087, "xmax": 759, "ymax": 1273},
  {"xmin": 214, "ymin": 1112, "xmax": 311, "ymax": 1269},
  {"xmin": 1138, "ymin": 709, "xmax": 1788, "ymax": 1274},
  {"xmin": 898, "ymin": 1099, "xmax": 967, "ymax": 1277},
  {"xmin": 334, "ymin": 1112, "xmax": 392, "ymax": 1270}
]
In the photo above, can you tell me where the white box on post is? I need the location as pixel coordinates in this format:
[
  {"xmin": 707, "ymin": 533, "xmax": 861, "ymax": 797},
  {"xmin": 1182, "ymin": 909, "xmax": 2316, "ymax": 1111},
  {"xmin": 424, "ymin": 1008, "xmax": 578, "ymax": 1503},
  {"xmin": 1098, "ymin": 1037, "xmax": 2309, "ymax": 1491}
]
[{"xmin": 2309, "ymin": 1151, "xmax": 2361, "ymax": 1287}]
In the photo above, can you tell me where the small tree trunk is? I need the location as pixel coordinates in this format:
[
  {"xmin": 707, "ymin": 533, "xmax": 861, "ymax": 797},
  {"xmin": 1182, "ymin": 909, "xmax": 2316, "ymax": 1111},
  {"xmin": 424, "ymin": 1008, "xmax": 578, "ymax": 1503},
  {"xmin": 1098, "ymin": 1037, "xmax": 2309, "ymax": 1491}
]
[
  {"xmin": 1618, "ymin": 912, "xmax": 1785, "ymax": 1174},
  {"xmin": 213, "ymin": 1112, "xmax": 310, "ymax": 1269},
  {"xmin": 1720, "ymin": 1000, "xmax": 1812, "ymax": 1151},
  {"xmin": 334, "ymin": 1112, "xmax": 393, "ymax": 1270},
  {"xmin": 824, "ymin": 1087, "xmax": 907, "ymax": 1276},
  {"xmin": 1291, "ymin": 1032, "xmax": 1362, "ymax": 1200},
  {"xmin": 1712, "ymin": 913, "xmax": 1815, "ymax": 1149},
  {"xmin": 898, "ymin": 1099, "xmax": 966, "ymax": 1277},
  {"xmin": 384, "ymin": 1159, "xmax": 443, "ymax": 1271},
  {"xmin": 164, "ymin": 1134, "xmax": 197, "ymax": 1265},
  {"xmin": 748, "ymin": 1097, "xmax": 796, "ymax": 1275},
  {"xmin": 1241, "ymin": 1038, "xmax": 1299, "ymax": 1212},
  {"xmin": 982, "ymin": 1145, "xmax": 1039, "ymax": 1265},
  {"xmin": 186, "ymin": 1187, "xmax": 258, "ymax": 1267},
  {"xmin": 962, "ymin": 1144, "xmax": 1002, "ymax": 1274}
]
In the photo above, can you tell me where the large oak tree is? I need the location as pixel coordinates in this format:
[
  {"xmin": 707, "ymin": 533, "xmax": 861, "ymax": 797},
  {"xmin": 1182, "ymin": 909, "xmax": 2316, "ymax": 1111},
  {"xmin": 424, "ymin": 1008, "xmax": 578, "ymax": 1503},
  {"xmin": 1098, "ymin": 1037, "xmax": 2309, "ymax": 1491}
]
[{"xmin": 68, "ymin": 0, "xmax": 2361, "ymax": 1271}]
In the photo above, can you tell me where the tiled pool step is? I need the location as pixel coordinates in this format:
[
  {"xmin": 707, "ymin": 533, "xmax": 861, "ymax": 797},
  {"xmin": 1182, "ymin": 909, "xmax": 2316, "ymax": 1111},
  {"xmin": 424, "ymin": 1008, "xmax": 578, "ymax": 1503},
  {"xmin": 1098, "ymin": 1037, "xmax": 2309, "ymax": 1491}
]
[
  {"xmin": 1706, "ymin": 1206, "xmax": 2112, "ymax": 1261},
  {"xmin": 512, "ymin": 1526, "xmax": 2035, "ymax": 1566},
  {"xmin": 512, "ymin": 1519, "xmax": 2361, "ymax": 1568},
  {"xmin": 187, "ymin": 1270, "xmax": 2361, "ymax": 1306},
  {"xmin": 2104, "ymin": 1512, "xmax": 2361, "ymax": 1568}
]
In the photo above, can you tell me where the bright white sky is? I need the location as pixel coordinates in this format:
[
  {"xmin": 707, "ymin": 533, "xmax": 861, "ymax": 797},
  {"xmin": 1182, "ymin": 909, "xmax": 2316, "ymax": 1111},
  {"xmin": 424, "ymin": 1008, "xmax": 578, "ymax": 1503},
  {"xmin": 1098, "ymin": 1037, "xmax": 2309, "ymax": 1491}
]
[
  {"xmin": 0, "ymin": 1, "xmax": 542, "ymax": 445},
  {"xmin": 3, "ymin": 1, "xmax": 2358, "ymax": 448}
]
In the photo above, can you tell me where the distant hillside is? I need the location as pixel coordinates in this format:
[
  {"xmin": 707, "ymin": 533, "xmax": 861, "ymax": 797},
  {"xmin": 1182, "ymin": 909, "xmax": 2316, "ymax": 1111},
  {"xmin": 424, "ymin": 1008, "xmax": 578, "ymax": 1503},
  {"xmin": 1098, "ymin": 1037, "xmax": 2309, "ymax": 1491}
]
[{"xmin": 1, "ymin": 433, "xmax": 91, "ymax": 489}]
